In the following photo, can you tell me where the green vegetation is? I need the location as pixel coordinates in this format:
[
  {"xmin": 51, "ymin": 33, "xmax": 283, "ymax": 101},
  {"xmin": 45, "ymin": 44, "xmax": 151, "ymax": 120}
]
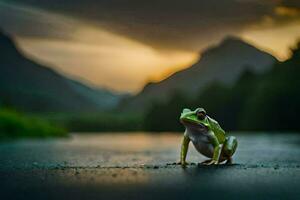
[
  {"xmin": 0, "ymin": 109, "xmax": 67, "ymax": 139},
  {"xmin": 2, "ymin": 41, "xmax": 299, "ymax": 134},
  {"xmin": 64, "ymin": 113, "xmax": 143, "ymax": 132},
  {"xmin": 32, "ymin": 41, "xmax": 299, "ymax": 133},
  {"xmin": 240, "ymin": 45, "xmax": 300, "ymax": 131},
  {"xmin": 43, "ymin": 41, "xmax": 299, "ymax": 133},
  {"xmin": 144, "ymin": 92, "xmax": 189, "ymax": 132},
  {"xmin": 144, "ymin": 41, "xmax": 300, "ymax": 132},
  {"xmin": 32, "ymin": 112, "xmax": 143, "ymax": 132}
]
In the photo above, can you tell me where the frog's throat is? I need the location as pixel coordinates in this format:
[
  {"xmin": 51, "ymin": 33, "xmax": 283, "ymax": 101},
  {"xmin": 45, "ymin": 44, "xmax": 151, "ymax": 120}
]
[{"xmin": 180, "ymin": 118, "xmax": 208, "ymax": 128}]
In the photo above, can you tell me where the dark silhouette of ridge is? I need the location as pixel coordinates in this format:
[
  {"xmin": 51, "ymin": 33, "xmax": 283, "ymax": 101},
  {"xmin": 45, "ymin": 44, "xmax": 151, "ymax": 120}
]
[
  {"xmin": 123, "ymin": 36, "xmax": 277, "ymax": 111},
  {"xmin": 0, "ymin": 31, "xmax": 122, "ymax": 112}
]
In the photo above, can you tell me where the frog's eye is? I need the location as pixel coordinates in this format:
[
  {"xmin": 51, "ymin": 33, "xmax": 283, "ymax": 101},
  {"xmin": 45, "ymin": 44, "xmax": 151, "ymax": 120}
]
[
  {"xmin": 196, "ymin": 111, "xmax": 206, "ymax": 120},
  {"xmin": 182, "ymin": 108, "xmax": 191, "ymax": 113}
]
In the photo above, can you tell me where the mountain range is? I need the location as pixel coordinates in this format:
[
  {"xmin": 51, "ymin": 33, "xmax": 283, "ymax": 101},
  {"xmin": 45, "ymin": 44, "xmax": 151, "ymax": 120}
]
[
  {"xmin": 0, "ymin": 31, "xmax": 278, "ymax": 113},
  {"xmin": 0, "ymin": 31, "xmax": 123, "ymax": 112},
  {"xmin": 122, "ymin": 36, "xmax": 277, "ymax": 111}
]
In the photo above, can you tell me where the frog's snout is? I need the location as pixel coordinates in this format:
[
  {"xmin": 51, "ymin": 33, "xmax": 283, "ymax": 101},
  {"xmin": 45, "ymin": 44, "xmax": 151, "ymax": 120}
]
[{"xmin": 179, "ymin": 114, "xmax": 186, "ymax": 123}]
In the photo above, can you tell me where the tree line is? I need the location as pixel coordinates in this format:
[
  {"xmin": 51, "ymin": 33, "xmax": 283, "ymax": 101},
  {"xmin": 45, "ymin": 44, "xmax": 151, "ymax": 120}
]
[{"xmin": 144, "ymin": 42, "xmax": 300, "ymax": 132}]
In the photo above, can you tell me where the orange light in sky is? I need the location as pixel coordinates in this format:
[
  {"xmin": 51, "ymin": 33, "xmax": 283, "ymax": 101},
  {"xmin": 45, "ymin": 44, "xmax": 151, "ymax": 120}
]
[
  {"xmin": 10, "ymin": 2, "xmax": 300, "ymax": 93},
  {"xmin": 240, "ymin": 20, "xmax": 300, "ymax": 61},
  {"xmin": 15, "ymin": 24, "xmax": 198, "ymax": 93},
  {"xmin": 275, "ymin": 6, "xmax": 300, "ymax": 17}
]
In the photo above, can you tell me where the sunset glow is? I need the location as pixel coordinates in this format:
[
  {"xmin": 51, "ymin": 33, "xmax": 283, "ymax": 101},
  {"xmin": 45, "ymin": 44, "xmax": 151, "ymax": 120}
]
[
  {"xmin": 240, "ymin": 20, "xmax": 300, "ymax": 61},
  {"xmin": 16, "ymin": 34, "xmax": 198, "ymax": 93},
  {"xmin": 1, "ymin": 1, "xmax": 300, "ymax": 93}
]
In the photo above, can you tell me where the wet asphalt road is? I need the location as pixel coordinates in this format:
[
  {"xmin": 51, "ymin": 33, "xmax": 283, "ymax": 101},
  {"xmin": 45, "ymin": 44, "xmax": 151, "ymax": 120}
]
[{"xmin": 1, "ymin": 133, "xmax": 300, "ymax": 200}]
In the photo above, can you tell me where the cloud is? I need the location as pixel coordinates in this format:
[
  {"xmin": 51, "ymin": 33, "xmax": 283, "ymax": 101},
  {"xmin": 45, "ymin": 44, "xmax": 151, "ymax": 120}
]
[
  {"xmin": 272, "ymin": 0, "xmax": 300, "ymax": 22},
  {"xmin": 0, "ymin": 2, "xmax": 78, "ymax": 39},
  {"xmin": 280, "ymin": 0, "xmax": 300, "ymax": 8},
  {"xmin": 1, "ymin": 0, "xmax": 300, "ymax": 92},
  {"xmin": 2, "ymin": 0, "xmax": 293, "ymax": 51},
  {"xmin": 0, "ymin": 2, "xmax": 198, "ymax": 92},
  {"xmin": 2, "ymin": 0, "xmax": 300, "ymax": 51},
  {"xmin": 16, "ymin": 34, "xmax": 198, "ymax": 92}
]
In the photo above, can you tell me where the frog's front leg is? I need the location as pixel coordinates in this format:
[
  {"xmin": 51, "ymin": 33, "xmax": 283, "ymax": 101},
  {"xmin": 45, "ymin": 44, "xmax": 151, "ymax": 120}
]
[
  {"xmin": 179, "ymin": 133, "xmax": 190, "ymax": 167},
  {"xmin": 204, "ymin": 131, "xmax": 221, "ymax": 165},
  {"xmin": 221, "ymin": 136, "xmax": 238, "ymax": 164}
]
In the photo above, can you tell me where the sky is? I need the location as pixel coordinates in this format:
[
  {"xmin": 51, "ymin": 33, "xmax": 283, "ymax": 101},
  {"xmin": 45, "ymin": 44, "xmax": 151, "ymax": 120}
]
[{"xmin": 0, "ymin": 0, "xmax": 300, "ymax": 93}]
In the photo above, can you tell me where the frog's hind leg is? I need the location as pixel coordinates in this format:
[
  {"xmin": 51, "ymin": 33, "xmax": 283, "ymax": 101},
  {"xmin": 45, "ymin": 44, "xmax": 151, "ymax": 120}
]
[{"xmin": 222, "ymin": 136, "xmax": 238, "ymax": 164}]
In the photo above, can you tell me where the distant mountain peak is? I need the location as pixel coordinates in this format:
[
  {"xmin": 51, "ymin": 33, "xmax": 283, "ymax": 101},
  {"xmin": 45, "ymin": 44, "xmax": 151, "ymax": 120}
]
[
  {"xmin": 201, "ymin": 36, "xmax": 259, "ymax": 58},
  {"xmin": 207, "ymin": 36, "xmax": 247, "ymax": 50},
  {"xmin": 221, "ymin": 35, "xmax": 245, "ymax": 44},
  {"xmin": 122, "ymin": 35, "xmax": 277, "ymax": 112},
  {"xmin": 219, "ymin": 36, "xmax": 258, "ymax": 50}
]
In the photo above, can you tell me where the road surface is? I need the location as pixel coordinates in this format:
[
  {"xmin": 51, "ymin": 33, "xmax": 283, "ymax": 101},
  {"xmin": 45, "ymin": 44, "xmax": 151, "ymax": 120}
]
[{"xmin": 1, "ymin": 133, "xmax": 300, "ymax": 200}]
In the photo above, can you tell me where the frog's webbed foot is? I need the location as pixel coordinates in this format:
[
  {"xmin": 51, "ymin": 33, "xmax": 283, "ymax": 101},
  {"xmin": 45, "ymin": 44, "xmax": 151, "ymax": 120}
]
[
  {"xmin": 203, "ymin": 160, "xmax": 219, "ymax": 165},
  {"xmin": 176, "ymin": 161, "xmax": 189, "ymax": 168},
  {"xmin": 199, "ymin": 159, "xmax": 212, "ymax": 165}
]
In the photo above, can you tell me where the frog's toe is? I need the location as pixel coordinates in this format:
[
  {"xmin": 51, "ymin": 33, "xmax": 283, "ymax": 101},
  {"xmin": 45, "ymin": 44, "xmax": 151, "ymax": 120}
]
[
  {"xmin": 176, "ymin": 161, "xmax": 189, "ymax": 167},
  {"xmin": 203, "ymin": 160, "xmax": 218, "ymax": 165}
]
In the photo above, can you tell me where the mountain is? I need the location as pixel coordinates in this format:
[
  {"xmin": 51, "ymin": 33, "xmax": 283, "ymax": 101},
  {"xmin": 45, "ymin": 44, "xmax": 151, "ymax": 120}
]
[
  {"xmin": 143, "ymin": 41, "xmax": 300, "ymax": 132},
  {"xmin": 0, "ymin": 31, "xmax": 123, "ymax": 112},
  {"xmin": 122, "ymin": 36, "xmax": 277, "ymax": 111}
]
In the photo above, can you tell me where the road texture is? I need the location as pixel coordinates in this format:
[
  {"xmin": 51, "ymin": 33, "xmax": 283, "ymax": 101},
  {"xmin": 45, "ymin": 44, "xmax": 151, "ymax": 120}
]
[{"xmin": 1, "ymin": 133, "xmax": 300, "ymax": 200}]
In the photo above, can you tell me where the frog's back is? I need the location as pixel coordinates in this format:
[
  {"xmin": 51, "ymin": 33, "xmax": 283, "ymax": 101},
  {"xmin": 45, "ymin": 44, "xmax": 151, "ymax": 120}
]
[{"xmin": 207, "ymin": 116, "xmax": 226, "ymax": 144}]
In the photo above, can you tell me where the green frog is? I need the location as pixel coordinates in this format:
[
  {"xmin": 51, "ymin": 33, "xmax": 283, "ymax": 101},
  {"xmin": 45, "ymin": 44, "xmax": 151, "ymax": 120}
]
[{"xmin": 179, "ymin": 108, "xmax": 238, "ymax": 166}]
